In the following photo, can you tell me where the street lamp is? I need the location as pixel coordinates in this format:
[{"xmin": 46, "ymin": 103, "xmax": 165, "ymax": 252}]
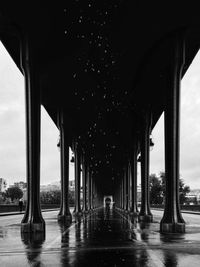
[
  {"xmin": 150, "ymin": 135, "xmax": 154, "ymax": 151},
  {"xmin": 70, "ymin": 155, "xmax": 75, "ymax": 163},
  {"xmin": 57, "ymin": 136, "xmax": 60, "ymax": 151}
]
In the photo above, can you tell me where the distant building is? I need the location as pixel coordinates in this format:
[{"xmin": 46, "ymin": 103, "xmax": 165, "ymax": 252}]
[
  {"xmin": 40, "ymin": 181, "xmax": 61, "ymax": 192},
  {"xmin": 186, "ymin": 189, "xmax": 200, "ymax": 204},
  {"xmin": 0, "ymin": 178, "xmax": 7, "ymax": 193},
  {"xmin": 40, "ymin": 180, "xmax": 75, "ymax": 192}
]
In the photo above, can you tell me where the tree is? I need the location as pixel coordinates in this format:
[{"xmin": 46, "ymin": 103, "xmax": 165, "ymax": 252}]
[
  {"xmin": 40, "ymin": 190, "xmax": 75, "ymax": 205},
  {"xmin": 40, "ymin": 190, "xmax": 61, "ymax": 204},
  {"xmin": 4, "ymin": 186, "xmax": 23, "ymax": 202},
  {"xmin": 158, "ymin": 172, "xmax": 190, "ymax": 205},
  {"xmin": 179, "ymin": 179, "xmax": 190, "ymax": 205},
  {"xmin": 149, "ymin": 174, "xmax": 163, "ymax": 204}
]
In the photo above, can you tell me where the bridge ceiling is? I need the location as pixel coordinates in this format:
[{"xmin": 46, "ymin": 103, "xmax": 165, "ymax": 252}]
[{"xmin": 0, "ymin": 2, "xmax": 200, "ymax": 192}]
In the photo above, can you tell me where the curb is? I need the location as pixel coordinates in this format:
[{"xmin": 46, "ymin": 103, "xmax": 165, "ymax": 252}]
[
  {"xmin": 0, "ymin": 209, "xmax": 59, "ymax": 217},
  {"xmin": 152, "ymin": 208, "xmax": 200, "ymax": 215}
]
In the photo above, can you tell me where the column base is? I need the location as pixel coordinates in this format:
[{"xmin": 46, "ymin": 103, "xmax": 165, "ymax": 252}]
[
  {"xmin": 130, "ymin": 211, "xmax": 138, "ymax": 218},
  {"xmin": 73, "ymin": 211, "xmax": 83, "ymax": 217},
  {"xmin": 83, "ymin": 210, "xmax": 89, "ymax": 214},
  {"xmin": 21, "ymin": 222, "xmax": 45, "ymax": 233},
  {"xmin": 160, "ymin": 222, "xmax": 185, "ymax": 233},
  {"xmin": 89, "ymin": 208, "xmax": 94, "ymax": 212},
  {"xmin": 57, "ymin": 214, "xmax": 72, "ymax": 224},
  {"xmin": 138, "ymin": 214, "xmax": 153, "ymax": 222},
  {"xmin": 21, "ymin": 230, "xmax": 45, "ymax": 243}
]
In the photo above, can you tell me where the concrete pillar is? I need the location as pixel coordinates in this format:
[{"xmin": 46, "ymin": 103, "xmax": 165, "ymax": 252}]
[
  {"xmin": 123, "ymin": 168, "xmax": 127, "ymax": 212},
  {"xmin": 130, "ymin": 138, "xmax": 138, "ymax": 216},
  {"xmin": 117, "ymin": 185, "xmax": 120, "ymax": 209},
  {"xmin": 20, "ymin": 36, "xmax": 45, "ymax": 234},
  {"xmin": 160, "ymin": 33, "xmax": 185, "ymax": 233},
  {"xmin": 125, "ymin": 165, "xmax": 129, "ymax": 212},
  {"xmin": 82, "ymin": 155, "xmax": 88, "ymax": 213},
  {"xmin": 57, "ymin": 111, "xmax": 72, "ymax": 224},
  {"xmin": 127, "ymin": 162, "xmax": 131, "ymax": 212},
  {"xmin": 88, "ymin": 170, "xmax": 92, "ymax": 211},
  {"xmin": 120, "ymin": 183, "xmax": 123, "ymax": 209},
  {"xmin": 122, "ymin": 177, "xmax": 124, "ymax": 210},
  {"xmin": 87, "ymin": 166, "xmax": 91, "ymax": 210},
  {"xmin": 138, "ymin": 111, "xmax": 153, "ymax": 222},
  {"xmin": 90, "ymin": 175, "xmax": 93, "ymax": 210},
  {"xmin": 93, "ymin": 182, "xmax": 96, "ymax": 209},
  {"xmin": 73, "ymin": 143, "xmax": 82, "ymax": 216},
  {"xmin": 119, "ymin": 182, "xmax": 121, "ymax": 209}
]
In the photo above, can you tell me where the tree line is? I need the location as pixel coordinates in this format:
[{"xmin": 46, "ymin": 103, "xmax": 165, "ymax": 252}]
[
  {"xmin": 149, "ymin": 172, "xmax": 190, "ymax": 205},
  {"xmin": 1, "ymin": 187, "xmax": 75, "ymax": 205},
  {"xmin": 1, "ymin": 172, "xmax": 191, "ymax": 206}
]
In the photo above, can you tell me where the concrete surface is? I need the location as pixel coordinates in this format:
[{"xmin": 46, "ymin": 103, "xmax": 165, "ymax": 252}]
[{"xmin": 0, "ymin": 208, "xmax": 200, "ymax": 266}]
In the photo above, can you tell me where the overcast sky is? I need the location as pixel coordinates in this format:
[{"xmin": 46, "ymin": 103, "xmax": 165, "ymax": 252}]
[{"xmin": 0, "ymin": 41, "xmax": 200, "ymax": 189}]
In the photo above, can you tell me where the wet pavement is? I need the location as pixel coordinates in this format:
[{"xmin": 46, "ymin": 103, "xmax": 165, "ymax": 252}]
[{"xmin": 0, "ymin": 208, "xmax": 200, "ymax": 266}]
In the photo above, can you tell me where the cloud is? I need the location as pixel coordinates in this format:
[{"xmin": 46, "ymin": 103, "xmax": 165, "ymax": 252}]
[{"xmin": 0, "ymin": 42, "xmax": 61, "ymax": 186}]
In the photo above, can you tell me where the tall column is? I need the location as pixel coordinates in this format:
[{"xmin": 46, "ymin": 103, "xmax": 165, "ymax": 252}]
[
  {"xmin": 20, "ymin": 36, "xmax": 45, "ymax": 233},
  {"xmin": 90, "ymin": 175, "xmax": 93, "ymax": 210},
  {"xmin": 123, "ymin": 168, "xmax": 127, "ymax": 212},
  {"xmin": 125, "ymin": 165, "xmax": 129, "ymax": 212},
  {"xmin": 130, "ymin": 137, "xmax": 138, "ymax": 216},
  {"xmin": 120, "ymin": 183, "xmax": 123, "ymax": 209},
  {"xmin": 73, "ymin": 143, "xmax": 82, "ymax": 216},
  {"xmin": 139, "ymin": 111, "xmax": 153, "ymax": 222},
  {"xmin": 122, "ymin": 177, "xmax": 124, "ymax": 210},
  {"xmin": 127, "ymin": 162, "xmax": 131, "ymax": 212},
  {"xmin": 117, "ymin": 185, "xmax": 120, "ymax": 209},
  {"xmin": 160, "ymin": 33, "xmax": 185, "ymax": 233},
  {"xmin": 93, "ymin": 181, "xmax": 96, "ymax": 209},
  {"xmin": 87, "ymin": 166, "xmax": 91, "ymax": 210},
  {"xmin": 82, "ymin": 155, "xmax": 88, "ymax": 213},
  {"xmin": 119, "ymin": 184, "xmax": 121, "ymax": 209},
  {"xmin": 57, "ymin": 111, "xmax": 72, "ymax": 224}
]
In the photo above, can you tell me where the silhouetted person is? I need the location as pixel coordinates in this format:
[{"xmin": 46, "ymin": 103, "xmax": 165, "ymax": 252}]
[{"xmin": 19, "ymin": 199, "xmax": 23, "ymax": 212}]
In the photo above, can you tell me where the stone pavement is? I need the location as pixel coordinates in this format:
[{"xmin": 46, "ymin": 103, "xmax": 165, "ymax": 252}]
[{"xmin": 0, "ymin": 208, "xmax": 200, "ymax": 266}]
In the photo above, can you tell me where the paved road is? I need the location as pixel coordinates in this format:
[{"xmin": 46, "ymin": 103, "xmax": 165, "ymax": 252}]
[
  {"xmin": 1, "ymin": 208, "xmax": 199, "ymax": 229},
  {"xmin": 0, "ymin": 209, "xmax": 60, "ymax": 227},
  {"xmin": 152, "ymin": 209, "xmax": 200, "ymax": 226},
  {"xmin": 0, "ymin": 208, "xmax": 200, "ymax": 266}
]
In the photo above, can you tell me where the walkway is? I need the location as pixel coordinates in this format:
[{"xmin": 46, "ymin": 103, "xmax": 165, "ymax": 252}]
[{"xmin": 1, "ymin": 208, "xmax": 200, "ymax": 266}]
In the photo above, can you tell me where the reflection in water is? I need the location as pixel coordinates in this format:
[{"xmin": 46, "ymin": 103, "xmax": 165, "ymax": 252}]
[
  {"xmin": 21, "ymin": 231, "xmax": 45, "ymax": 266},
  {"xmin": 17, "ymin": 208, "xmax": 182, "ymax": 266},
  {"xmin": 129, "ymin": 216, "xmax": 137, "ymax": 240},
  {"xmin": 75, "ymin": 221, "xmax": 82, "ymax": 247},
  {"xmin": 139, "ymin": 222, "xmax": 151, "ymax": 241},
  {"xmin": 58, "ymin": 222, "xmax": 70, "ymax": 247},
  {"xmin": 138, "ymin": 249, "xmax": 149, "ymax": 267},
  {"xmin": 58, "ymin": 222, "xmax": 71, "ymax": 266},
  {"xmin": 160, "ymin": 232, "xmax": 185, "ymax": 244},
  {"xmin": 163, "ymin": 250, "xmax": 178, "ymax": 267},
  {"xmin": 0, "ymin": 227, "xmax": 7, "ymax": 238},
  {"xmin": 104, "ymin": 207, "xmax": 110, "ymax": 220},
  {"xmin": 59, "ymin": 208, "xmax": 149, "ymax": 267}
]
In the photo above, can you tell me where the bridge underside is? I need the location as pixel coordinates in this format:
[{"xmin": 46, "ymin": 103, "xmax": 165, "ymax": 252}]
[{"xmin": 0, "ymin": 3, "xmax": 200, "ymax": 236}]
